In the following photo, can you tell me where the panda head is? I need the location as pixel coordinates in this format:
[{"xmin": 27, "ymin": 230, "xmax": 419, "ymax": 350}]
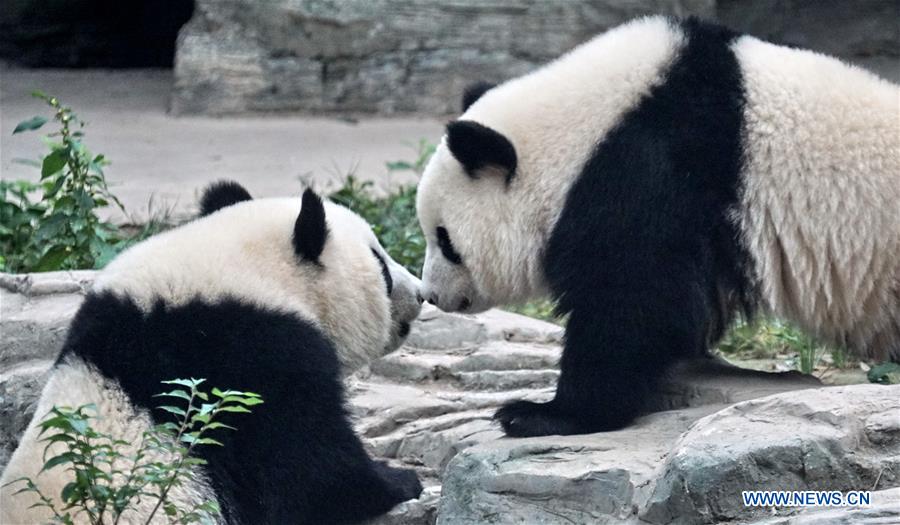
[
  {"xmin": 417, "ymin": 82, "xmax": 554, "ymax": 313},
  {"xmin": 97, "ymin": 181, "xmax": 422, "ymax": 370}
]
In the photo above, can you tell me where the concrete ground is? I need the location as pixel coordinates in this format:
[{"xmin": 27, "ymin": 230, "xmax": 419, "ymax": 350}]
[{"xmin": 0, "ymin": 68, "xmax": 443, "ymax": 222}]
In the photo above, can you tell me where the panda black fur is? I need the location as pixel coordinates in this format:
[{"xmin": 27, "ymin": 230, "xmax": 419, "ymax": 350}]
[
  {"xmin": 416, "ymin": 16, "xmax": 899, "ymax": 437},
  {"xmin": 0, "ymin": 183, "xmax": 423, "ymax": 524}
]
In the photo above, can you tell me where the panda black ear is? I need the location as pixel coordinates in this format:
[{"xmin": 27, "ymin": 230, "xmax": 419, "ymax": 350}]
[
  {"xmin": 293, "ymin": 189, "xmax": 328, "ymax": 264},
  {"xmin": 199, "ymin": 180, "xmax": 252, "ymax": 216},
  {"xmin": 446, "ymin": 120, "xmax": 517, "ymax": 183},
  {"xmin": 461, "ymin": 81, "xmax": 496, "ymax": 112}
]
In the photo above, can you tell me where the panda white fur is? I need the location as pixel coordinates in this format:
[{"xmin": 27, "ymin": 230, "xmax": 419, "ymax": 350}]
[
  {"xmin": 416, "ymin": 16, "xmax": 900, "ymax": 437},
  {"xmin": 0, "ymin": 181, "xmax": 424, "ymax": 524}
]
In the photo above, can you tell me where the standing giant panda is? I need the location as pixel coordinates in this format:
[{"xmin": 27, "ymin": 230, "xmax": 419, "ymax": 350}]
[
  {"xmin": 416, "ymin": 16, "xmax": 900, "ymax": 437},
  {"xmin": 0, "ymin": 182, "xmax": 424, "ymax": 524}
]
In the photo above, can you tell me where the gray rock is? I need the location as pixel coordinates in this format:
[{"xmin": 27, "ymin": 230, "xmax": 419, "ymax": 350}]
[
  {"xmin": 719, "ymin": 0, "xmax": 900, "ymax": 83},
  {"xmin": 369, "ymin": 486, "xmax": 441, "ymax": 525},
  {"xmin": 172, "ymin": 0, "xmax": 718, "ymax": 115},
  {"xmin": 0, "ymin": 271, "xmax": 94, "ymax": 369},
  {"xmin": 641, "ymin": 384, "xmax": 900, "ymax": 524},
  {"xmin": 0, "ymin": 360, "xmax": 52, "ymax": 468},
  {"xmin": 172, "ymin": 0, "xmax": 897, "ymax": 116},
  {"xmin": 371, "ymin": 340, "xmax": 560, "ymax": 387},
  {"xmin": 437, "ymin": 408, "xmax": 713, "ymax": 525}
]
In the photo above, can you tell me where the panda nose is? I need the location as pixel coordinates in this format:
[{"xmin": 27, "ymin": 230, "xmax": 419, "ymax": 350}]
[
  {"xmin": 427, "ymin": 293, "xmax": 439, "ymax": 306},
  {"xmin": 415, "ymin": 291, "xmax": 425, "ymax": 305}
]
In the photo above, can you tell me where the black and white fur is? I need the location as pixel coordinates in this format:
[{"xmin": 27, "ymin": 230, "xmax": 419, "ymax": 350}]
[
  {"xmin": 416, "ymin": 16, "xmax": 900, "ymax": 437},
  {"xmin": 0, "ymin": 182, "xmax": 423, "ymax": 524}
]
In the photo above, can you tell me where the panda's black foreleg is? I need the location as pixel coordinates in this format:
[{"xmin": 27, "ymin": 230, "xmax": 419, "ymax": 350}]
[{"xmin": 496, "ymin": 270, "xmax": 711, "ymax": 437}]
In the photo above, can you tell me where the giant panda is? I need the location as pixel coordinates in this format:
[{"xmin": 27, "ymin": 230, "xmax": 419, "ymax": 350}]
[
  {"xmin": 416, "ymin": 16, "xmax": 900, "ymax": 437},
  {"xmin": 0, "ymin": 181, "xmax": 424, "ymax": 524}
]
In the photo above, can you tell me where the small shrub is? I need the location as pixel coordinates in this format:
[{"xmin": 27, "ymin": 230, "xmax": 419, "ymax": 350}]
[
  {"xmin": 4, "ymin": 379, "xmax": 262, "ymax": 525},
  {"xmin": 2, "ymin": 93, "xmax": 174, "ymax": 273},
  {"xmin": 331, "ymin": 176, "xmax": 425, "ymax": 276},
  {"xmin": 868, "ymin": 362, "xmax": 900, "ymax": 384},
  {"xmin": 504, "ymin": 299, "xmax": 560, "ymax": 323},
  {"xmin": 716, "ymin": 318, "xmax": 851, "ymax": 375},
  {"xmin": 384, "ymin": 138, "xmax": 436, "ymax": 176},
  {"xmin": 3, "ymin": 92, "xmax": 127, "ymax": 272}
]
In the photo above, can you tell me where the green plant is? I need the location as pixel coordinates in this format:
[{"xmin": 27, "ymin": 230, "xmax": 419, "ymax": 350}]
[
  {"xmin": 5, "ymin": 379, "xmax": 262, "ymax": 525},
  {"xmin": 716, "ymin": 318, "xmax": 847, "ymax": 374},
  {"xmin": 330, "ymin": 176, "xmax": 425, "ymax": 275},
  {"xmin": 330, "ymin": 140, "xmax": 436, "ymax": 276},
  {"xmin": 2, "ymin": 92, "xmax": 124, "ymax": 272},
  {"xmin": 385, "ymin": 139, "xmax": 437, "ymax": 176},
  {"xmin": 868, "ymin": 362, "xmax": 900, "ymax": 384},
  {"xmin": 780, "ymin": 327, "xmax": 824, "ymax": 375},
  {"xmin": 504, "ymin": 299, "xmax": 561, "ymax": 323}
]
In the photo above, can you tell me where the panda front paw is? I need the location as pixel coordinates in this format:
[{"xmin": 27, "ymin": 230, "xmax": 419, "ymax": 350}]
[
  {"xmin": 494, "ymin": 400, "xmax": 584, "ymax": 437},
  {"xmin": 373, "ymin": 461, "xmax": 423, "ymax": 502}
]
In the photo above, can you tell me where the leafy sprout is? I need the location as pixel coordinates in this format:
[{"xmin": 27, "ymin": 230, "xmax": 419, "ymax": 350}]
[
  {"xmin": 2, "ymin": 93, "xmax": 172, "ymax": 273},
  {"xmin": 4, "ymin": 379, "xmax": 262, "ymax": 525}
]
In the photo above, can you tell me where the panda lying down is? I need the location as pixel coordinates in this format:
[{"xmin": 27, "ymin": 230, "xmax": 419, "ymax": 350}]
[{"xmin": 0, "ymin": 182, "xmax": 424, "ymax": 524}]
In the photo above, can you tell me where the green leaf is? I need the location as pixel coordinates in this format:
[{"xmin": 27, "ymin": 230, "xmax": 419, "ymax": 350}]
[
  {"xmin": 152, "ymin": 422, "xmax": 179, "ymax": 433},
  {"xmin": 163, "ymin": 378, "xmax": 205, "ymax": 388},
  {"xmin": 40, "ymin": 434, "xmax": 76, "ymax": 446},
  {"xmin": 53, "ymin": 195, "xmax": 75, "ymax": 213},
  {"xmin": 386, "ymin": 160, "xmax": 413, "ymax": 171},
  {"xmin": 43, "ymin": 175, "xmax": 66, "ymax": 199},
  {"xmin": 34, "ymin": 245, "xmax": 69, "ymax": 272},
  {"xmin": 67, "ymin": 417, "xmax": 89, "ymax": 435},
  {"xmin": 60, "ymin": 481, "xmax": 78, "ymax": 503},
  {"xmin": 191, "ymin": 413, "xmax": 211, "ymax": 425},
  {"xmin": 220, "ymin": 396, "xmax": 264, "ymax": 406},
  {"xmin": 41, "ymin": 452, "xmax": 76, "ymax": 472},
  {"xmin": 154, "ymin": 389, "xmax": 193, "ymax": 402},
  {"xmin": 204, "ymin": 422, "xmax": 237, "ymax": 431},
  {"xmin": 217, "ymin": 405, "xmax": 251, "ymax": 414},
  {"xmin": 157, "ymin": 405, "xmax": 186, "ymax": 417},
  {"xmin": 1, "ymin": 476, "xmax": 32, "ymax": 489},
  {"xmin": 34, "ymin": 214, "xmax": 68, "ymax": 242},
  {"xmin": 90, "ymin": 238, "xmax": 119, "ymax": 269},
  {"xmin": 92, "ymin": 485, "xmax": 111, "ymax": 500},
  {"xmin": 13, "ymin": 116, "xmax": 48, "ymax": 134},
  {"xmin": 41, "ymin": 150, "xmax": 67, "ymax": 179},
  {"xmin": 868, "ymin": 362, "xmax": 900, "ymax": 384},
  {"xmin": 210, "ymin": 387, "xmax": 229, "ymax": 398},
  {"xmin": 74, "ymin": 188, "xmax": 93, "ymax": 211}
]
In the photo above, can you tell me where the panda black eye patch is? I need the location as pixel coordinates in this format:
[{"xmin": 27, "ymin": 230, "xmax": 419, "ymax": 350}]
[
  {"xmin": 371, "ymin": 249, "xmax": 393, "ymax": 296},
  {"xmin": 436, "ymin": 226, "xmax": 463, "ymax": 265}
]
